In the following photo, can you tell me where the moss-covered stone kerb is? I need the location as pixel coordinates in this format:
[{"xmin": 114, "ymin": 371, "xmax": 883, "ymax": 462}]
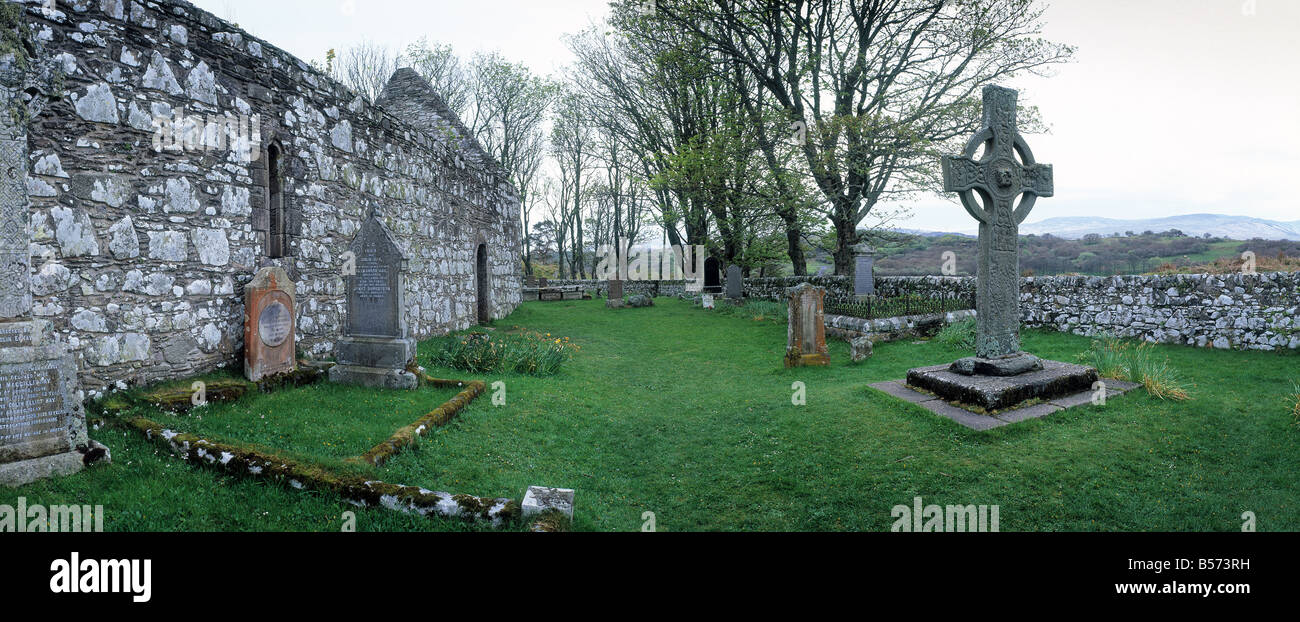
[
  {"xmin": 824, "ymin": 309, "xmax": 976, "ymax": 342},
  {"xmin": 357, "ymin": 372, "xmax": 485, "ymax": 467},
  {"xmin": 125, "ymin": 416, "xmax": 520, "ymax": 526}
]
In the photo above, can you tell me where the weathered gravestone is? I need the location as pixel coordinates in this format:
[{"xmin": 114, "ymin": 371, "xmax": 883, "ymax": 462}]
[
  {"xmin": 244, "ymin": 266, "xmax": 296, "ymax": 381},
  {"xmin": 701, "ymin": 293, "xmax": 715, "ymax": 309},
  {"xmin": 328, "ymin": 210, "xmax": 418, "ymax": 390},
  {"xmin": 605, "ymin": 279, "xmax": 624, "ymax": 308},
  {"xmin": 853, "ymin": 243, "xmax": 875, "ymax": 297},
  {"xmin": 703, "ymin": 257, "xmax": 721, "ymax": 293},
  {"xmin": 784, "ymin": 283, "xmax": 829, "ymax": 367},
  {"xmin": 0, "ymin": 63, "xmax": 92, "ymax": 486},
  {"xmin": 725, "ymin": 265, "xmax": 742, "ymax": 300},
  {"xmin": 906, "ymin": 85, "xmax": 1095, "ymax": 411}
]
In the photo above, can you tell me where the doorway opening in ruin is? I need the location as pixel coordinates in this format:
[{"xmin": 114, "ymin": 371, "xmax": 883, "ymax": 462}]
[{"xmin": 476, "ymin": 243, "xmax": 489, "ymax": 324}]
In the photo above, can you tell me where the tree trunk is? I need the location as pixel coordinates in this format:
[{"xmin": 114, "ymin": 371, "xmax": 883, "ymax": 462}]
[
  {"xmin": 831, "ymin": 205, "xmax": 857, "ymax": 275},
  {"xmin": 780, "ymin": 208, "xmax": 806, "ymax": 276}
]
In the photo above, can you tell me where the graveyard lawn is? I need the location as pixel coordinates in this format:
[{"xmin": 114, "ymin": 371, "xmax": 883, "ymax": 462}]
[{"xmin": 5, "ymin": 297, "xmax": 1299, "ymax": 531}]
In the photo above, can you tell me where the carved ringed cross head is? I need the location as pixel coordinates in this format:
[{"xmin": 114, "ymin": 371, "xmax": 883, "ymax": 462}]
[{"xmin": 941, "ymin": 86, "xmax": 1054, "ymax": 224}]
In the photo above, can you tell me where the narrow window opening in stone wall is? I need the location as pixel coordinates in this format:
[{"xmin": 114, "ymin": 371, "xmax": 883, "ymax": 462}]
[
  {"xmin": 476, "ymin": 243, "xmax": 490, "ymax": 324},
  {"xmin": 267, "ymin": 142, "xmax": 286, "ymax": 258}
]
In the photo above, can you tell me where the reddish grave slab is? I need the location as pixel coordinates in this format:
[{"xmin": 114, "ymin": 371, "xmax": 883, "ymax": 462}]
[{"xmin": 244, "ymin": 266, "xmax": 297, "ymax": 381}]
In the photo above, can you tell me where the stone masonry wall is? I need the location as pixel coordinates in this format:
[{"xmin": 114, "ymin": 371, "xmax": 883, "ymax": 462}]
[
  {"xmin": 541, "ymin": 279, "xmax": 691, "ymax": 298},
  {"xmin": 852, "ymin": 274, "xmax": 1299, "ymax": 351},
  {"xmin": 769, "ymin": 273, "xmax": 1299, "ymax": 351},
  {"xmin": 550, "ymin": 272, "xmax": 1300, "ymax": 351},
  {"xmin": 740, "ymin": 275, "xmax": 975, "ymax": 301},
  {"xmin": 1019, "ymin": 272, "xmax": 1300, "ymax": 351},
  {"xmin": 20, "ymin": 0, "xmax": 521, "ymax": 394}
]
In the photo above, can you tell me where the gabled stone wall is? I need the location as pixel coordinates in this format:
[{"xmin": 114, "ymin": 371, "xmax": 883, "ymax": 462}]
[{"xmin": 19, "ymin": 0, "xmax": 521, "ymax": 394}]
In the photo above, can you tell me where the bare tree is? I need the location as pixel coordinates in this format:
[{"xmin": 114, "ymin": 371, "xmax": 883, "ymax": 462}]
[
  {"xmin": 551, "ymin": 89, "xmax": 597, "ymax": 278},
  {"xmin": 336, "ymin": 39, "xmax": 401, "ymax": 103},
  {"xmin": 656, "ymin": 0, "xmax": 1074, "ymax": 274}
]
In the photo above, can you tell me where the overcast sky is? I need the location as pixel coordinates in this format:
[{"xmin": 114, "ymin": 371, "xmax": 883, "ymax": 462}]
[{"xmin": 191, "ymin": 0, "xmax": 1300, "ymax": 235}]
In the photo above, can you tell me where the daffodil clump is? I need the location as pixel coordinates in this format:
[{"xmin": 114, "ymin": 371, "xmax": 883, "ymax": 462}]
[{"xmin": 431, "ymin": 330, "xmax": 578, "ymax": 376}]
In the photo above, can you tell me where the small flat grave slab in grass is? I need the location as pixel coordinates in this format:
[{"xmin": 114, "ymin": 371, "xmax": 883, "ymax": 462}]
[{"xmin": 869, "ymin": 378, "xmax": 1141, "ymax": 430}]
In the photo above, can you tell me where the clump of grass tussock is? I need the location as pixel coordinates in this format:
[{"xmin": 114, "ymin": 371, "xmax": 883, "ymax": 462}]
[
  {"xmin": 1289, "ymin": 383, "xmax": 1300, "ymax": 427},
  {"xmin": 934, "ymin": 318, "xmax": 976, "ymax": 351},
  {"xmin": 429, "ymin": 329, "xmax": 578, "ymax": 376},
  {"xmin": 698, "ymin": 298, "xmax": 788, "ymax": 321},
  {"xmin": 733, "ymin": 299, "xmax": 787, "ymax": 321},
  {"xmin": 1079, "ymin": 335, "xmax": 1191, "ymax": 401}
]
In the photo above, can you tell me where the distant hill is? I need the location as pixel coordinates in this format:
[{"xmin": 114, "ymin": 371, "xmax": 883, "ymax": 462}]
[
  {"xmin": 1020, "ymin": 214, "xmax": 1300, "ymax": 241},
  {"xmin": 871, "ymin": 230, "xmax": 1300, "ymax": 277},
  {"xmin": 889, "ymin": 228, "xmax": 976, "ymax": 239}
]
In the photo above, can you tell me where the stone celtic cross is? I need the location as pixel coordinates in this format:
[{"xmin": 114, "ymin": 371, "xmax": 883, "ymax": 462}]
[{"xmin": 941, "ymin": 85, "xmax": 1053, "ymax": 359}]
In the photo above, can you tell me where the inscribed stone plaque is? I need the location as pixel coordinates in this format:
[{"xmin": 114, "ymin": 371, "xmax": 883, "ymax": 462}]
[
  {"xmin": 0, "ymin": 360, "xmax": 68, "ymax": 462},
  {"xmin": 258, "ymin": 301, "xmax": 291, "ymax": 347},
  {"xmin": 725, "ymin": 265, "xmax": 742, "ymax": 299},
  {"xmin": 244, "ymin": 266, "xmax": 296, "ymax": 381},
  {"xmin": 0, "ymin": 322, "xmax": 34, "ymax": 348},
  {"xmin": 346, "ymin": 217, "xmax": 404, "ymax": 338}
]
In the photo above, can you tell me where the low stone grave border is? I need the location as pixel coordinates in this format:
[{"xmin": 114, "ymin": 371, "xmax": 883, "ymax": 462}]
[
  {"xmin": 824, "ymin": 309, "xmax": 976, "ymax": 342},
  {"xmin": 123, "ymin": 416, "xmax": 521, "ymax": 527},
  {"xmin": 357, "ymin": 371, "xmax": 486, "ymax": 467},
  {"xmin": 95, "ymin": 364, "xmax": 330, "ymax": 416},
  {"xmin": 91, "ymin": 367, "xmax": 524, "ymax": 528},
  {"xmin": 869, "ymin": 378, "xmax": 1142, "ymax": 431}
]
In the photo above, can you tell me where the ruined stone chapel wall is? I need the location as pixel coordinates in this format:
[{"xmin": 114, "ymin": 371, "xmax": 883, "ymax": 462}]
[{"xmin": 19, "ymin": 0, "xmax": 522, "ymax": 394}]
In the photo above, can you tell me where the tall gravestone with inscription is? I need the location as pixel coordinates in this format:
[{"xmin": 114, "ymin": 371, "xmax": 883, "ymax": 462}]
[
  {"xmin": 852, "ymin": 243, "xmax": 875, "ymax": 297},
  {"xmin": 0, "ymin": 57, "xmax": 92, "ymax": 486},
  {"xmin": 905, "ymin": 86, "xmax": 1096, "ymax": 412},
  {"xmin": 605, "ymin": 278, "xmax": 624, "ymax": 308},
  {"xmin": 725, "ymin": 265, "xmax": 742, "ymax": 300},
  {"xmin": 329, "ymin": 211, "xmax": 419, "ymax": 390},
  {"xmin": 784, "ymin": 283, "xmax": 829, "ymax": 367},
  {"xmin": 244, "ymin": 266, "xmax": 296, "ymax": 381}
]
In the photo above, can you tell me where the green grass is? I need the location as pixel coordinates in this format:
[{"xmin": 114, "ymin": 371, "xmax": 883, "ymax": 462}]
[
  {"xmin": 934, "ymin": 317, "xmax": 976, "ymax": 351},
  {"xmin": 135, "ymin": 368, "xmax": 464, "ymax": 468},
  {"xmin": 1149, "ymin": 239, "xmax": 1242, "ymax": 266},
  {"xmin": 5, "ymin": 297, "xmax": 1299, "ymax": 531}
]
